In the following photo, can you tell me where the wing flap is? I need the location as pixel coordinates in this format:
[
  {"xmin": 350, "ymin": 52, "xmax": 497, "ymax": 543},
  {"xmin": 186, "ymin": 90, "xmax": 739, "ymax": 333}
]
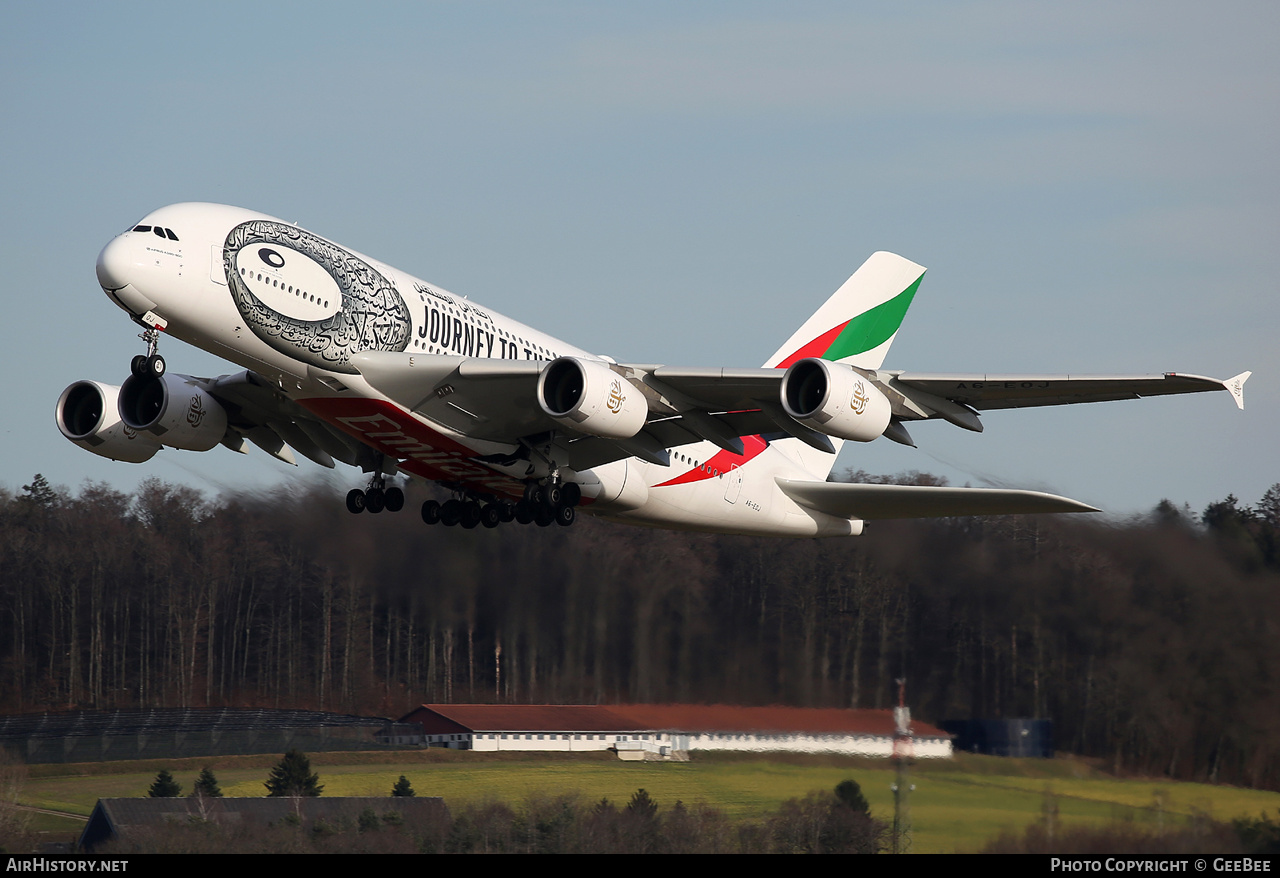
[{"xmin": 776, "ymin": 478, "xmax": 1098, "ymax": 520}]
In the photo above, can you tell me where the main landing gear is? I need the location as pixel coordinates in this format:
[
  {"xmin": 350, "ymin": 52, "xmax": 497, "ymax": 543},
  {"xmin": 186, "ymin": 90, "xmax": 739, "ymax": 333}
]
[
  {"xmin": 345, "ymin": 474, "xmax": 405, "ymax": 515},
  {"xmin": 420, "ymin": 480, "xmax": 581, "ymax": 529}
]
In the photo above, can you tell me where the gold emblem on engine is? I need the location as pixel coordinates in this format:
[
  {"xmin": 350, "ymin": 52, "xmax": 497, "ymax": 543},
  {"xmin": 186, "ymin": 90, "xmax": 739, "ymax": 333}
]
[
  {"xmin": 187, "ymin": 395, "xmax": 206, "ymax": 428},
  {"xmin": 851, "ymin": 380, "xmax": 868, "ymax": 415},
  {"xmin": 607, "ymin": 378, "xmax": 625, "ymax": 414}
]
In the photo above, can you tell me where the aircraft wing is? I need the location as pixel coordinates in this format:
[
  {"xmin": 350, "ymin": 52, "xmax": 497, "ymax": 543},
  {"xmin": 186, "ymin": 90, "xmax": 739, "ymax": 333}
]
[
  {"xmin": 352, "ymin": 353, "xmax": 1252, "ymax": 468},
  {"xmin": 886, "ymin": 371, "xmax": 1250, "ymax": 426},
  {"xmin": 776, "ymin": 478, "xmax": 1098, "ymax": 520},
  {"xmin": 201, "ymin": 370, "xmax": 381, "ymax": 470}
]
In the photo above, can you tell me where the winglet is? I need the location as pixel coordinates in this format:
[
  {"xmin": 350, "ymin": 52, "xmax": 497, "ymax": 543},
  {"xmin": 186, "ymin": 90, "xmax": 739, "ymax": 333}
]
[{"xmin": 1224, "ymin": 371, "xmax": 1251, "ymax": 410}]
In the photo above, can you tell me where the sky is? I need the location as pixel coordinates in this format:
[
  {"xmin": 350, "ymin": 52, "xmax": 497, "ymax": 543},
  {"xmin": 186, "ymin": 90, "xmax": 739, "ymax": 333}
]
[{"xmin": 2, "ymin": 1, "xmax": 1276, "ymax": 518}]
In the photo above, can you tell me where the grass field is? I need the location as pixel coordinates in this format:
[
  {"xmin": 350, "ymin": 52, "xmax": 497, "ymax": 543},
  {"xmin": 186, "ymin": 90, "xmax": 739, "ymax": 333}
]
[{"xmin": 18, "ymin": 751, "xmax": 1280, "ymax": 853}]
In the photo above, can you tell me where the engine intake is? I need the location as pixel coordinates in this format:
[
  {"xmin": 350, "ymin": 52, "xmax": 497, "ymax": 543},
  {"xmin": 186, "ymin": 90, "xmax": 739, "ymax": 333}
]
[
  {"xmin": 118, "ymin": 372, "xmax": 229, "ymax": 452},
  {"xmin": 780, "ymin": 358, "xmax": 892, "ymax": 443},
  {"xmin": 56, "ymin": 380, "xmax": 161, "ymax": 463},
  {"xmin": 538, "ymin": 357, "xmax": 648, "ymax": 439}
]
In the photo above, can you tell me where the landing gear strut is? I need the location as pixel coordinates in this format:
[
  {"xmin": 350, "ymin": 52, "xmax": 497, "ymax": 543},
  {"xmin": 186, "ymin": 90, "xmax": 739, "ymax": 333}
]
[{"xmin": 130, "ymin": 326, "xmax": 166, "ymax": 378}]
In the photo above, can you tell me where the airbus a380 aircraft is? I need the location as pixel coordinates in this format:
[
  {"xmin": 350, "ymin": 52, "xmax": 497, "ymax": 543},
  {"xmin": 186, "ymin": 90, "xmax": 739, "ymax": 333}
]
[{"xmin": 57, "ymin": 203, "xmax": 1250, "ymax": 537}]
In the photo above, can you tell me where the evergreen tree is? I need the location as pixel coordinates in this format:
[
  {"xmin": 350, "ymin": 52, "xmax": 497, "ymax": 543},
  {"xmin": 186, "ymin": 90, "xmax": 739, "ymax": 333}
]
[
  {"xmin": 18, "ymin": 474, "xmax": 59, "ymax": 510},
  {"xmin": 147, "ymin": 769, "xmax": 182, "ymax": 798},
  {"xmin": 192, "ymin": 767, "xmax": 222, "ymax": 798},
  {"xmin": 391, "ymin": 775, "xmax": 415, "ymax": 797},
  {"xmin": 834, "ymin": 779, "xmax": 871, "ymax": 816},
  {"xmin": 264, "ymin": 750, "xmax": 323, "ymax": 797}
]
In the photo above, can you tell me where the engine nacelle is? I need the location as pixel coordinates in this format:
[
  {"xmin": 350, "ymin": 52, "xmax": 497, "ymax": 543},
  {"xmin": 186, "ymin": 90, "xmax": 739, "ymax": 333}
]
[
  {"xmin": 780, "ymin": 358, "xmax": 893, "ymax": 442},
  {"xmin": 537, "ymin": 357, "xmax": 648, "ymax": 439},
  {"xmin": 56, "ymin": 380, "xmax": 162, "ymax": 463},
  {"xmin": 118, "ymin": 372, "xmax": 229, "ymax": 452}
]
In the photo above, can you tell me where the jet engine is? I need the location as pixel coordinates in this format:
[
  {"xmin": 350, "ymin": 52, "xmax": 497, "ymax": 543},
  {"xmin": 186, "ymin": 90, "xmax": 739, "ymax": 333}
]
[
  {"xmin": 537, "ymin": 357, "xmax": 648, "ymax": 439},
  {"xmin": 118, "ymin": 372, "xmax": 229, "ymax": 452},
  {"xmin": 780, "ymin": 357, "xmax": 892, "ymax": 442},
  {"xmin": 56, "ymin": 380, "xmax": 162, "ymax": 463}
]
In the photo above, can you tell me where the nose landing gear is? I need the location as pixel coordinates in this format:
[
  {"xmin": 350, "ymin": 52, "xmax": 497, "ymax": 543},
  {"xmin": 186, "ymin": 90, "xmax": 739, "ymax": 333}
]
[{"xmin": 130, "ymin": 320, "xmax": 167, "ymax": 378}]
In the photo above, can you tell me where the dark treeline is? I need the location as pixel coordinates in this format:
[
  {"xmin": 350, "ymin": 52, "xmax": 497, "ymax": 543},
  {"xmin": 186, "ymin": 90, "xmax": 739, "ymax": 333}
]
[{"xmin": 2, "ymin": 473, "xmax": 1278, "ymax": 789}]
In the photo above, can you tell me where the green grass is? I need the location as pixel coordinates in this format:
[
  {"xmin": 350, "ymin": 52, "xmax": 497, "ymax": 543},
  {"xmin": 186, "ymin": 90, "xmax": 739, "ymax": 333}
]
[{"xmin": 18, "ymin": 751, "xmax": 1280, "ymax": 853}]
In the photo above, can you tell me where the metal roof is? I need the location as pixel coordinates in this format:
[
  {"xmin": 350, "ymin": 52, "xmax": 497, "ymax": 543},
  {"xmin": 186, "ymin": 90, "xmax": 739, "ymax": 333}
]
[{"xmin": 402, "ymin": 704, "xmax": 950, "ymax": 738}]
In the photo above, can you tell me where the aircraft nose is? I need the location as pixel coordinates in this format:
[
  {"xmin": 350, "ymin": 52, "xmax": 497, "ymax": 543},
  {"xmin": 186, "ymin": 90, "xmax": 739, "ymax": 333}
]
[{"xmin": 96, "ymin": 235, "xmax": 137, "ymax": 291}]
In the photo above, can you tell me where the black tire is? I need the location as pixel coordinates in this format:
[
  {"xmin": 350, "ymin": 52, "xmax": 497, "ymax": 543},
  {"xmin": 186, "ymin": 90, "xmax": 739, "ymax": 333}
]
[
  {"xmin": 481, "ymin": 504, "xmax": 502, "ymax": 528},
  {"xmin": 523, "ymin": 482, "xmax": 540, "ymax": 505},
  {"xmin": 384, "ymin": 486, "xmax": 404, "ymax": 512},
  {"xmin": 514, "ymin": 500, "xmax": 534, "ymax": 524},
  {"xmin": 345, "ymin": 489, "xmax": 365, "ymax": 514},
  {"xmin": 146, "ymin": 354, "xmax": 166, "ymax": 377},
  {"xmin": 461, "ymin": 501, "xmax": 482, "ymax": 529},
  {"xmin": 543, "ymin": 484, "xmax": 562, "ymax": 509},
  {"xmin": 440, "ymin": 499, "xmax": 462, "ymax": 526},
  {"xmin": 130, "ymin": 355, "xmax": 147, "ymax": 378},
  {"xmin": 534, "ymin": 506, "xmax": 553, "ymax": 527},
  {"xmin": 364, "ymin": 487, "xmax": 385, "ymax": 514},
  {"xmin": 555, "ymin": 504, "xmax": 576, "ymax": 527},
  {"xmin": 562, "ymin": 482, "xmax": 582, "ymax": 507},
  {"xmin": 421, "ymin": 500, "xmax": 441, "ymax": 525},
  {"xmin": 499, "ymin": 503, "xmax": 516, "ymax": 523}
]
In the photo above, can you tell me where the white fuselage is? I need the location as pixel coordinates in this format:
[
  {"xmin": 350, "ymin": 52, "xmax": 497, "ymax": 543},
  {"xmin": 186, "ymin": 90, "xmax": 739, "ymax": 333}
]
[{"xmin": 94, "ymin": 203, "xmax": 857, "ymax": 537}]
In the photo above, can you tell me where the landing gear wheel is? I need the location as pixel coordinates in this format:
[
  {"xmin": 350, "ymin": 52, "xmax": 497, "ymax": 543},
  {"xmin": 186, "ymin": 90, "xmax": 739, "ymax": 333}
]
[
  {"xmin": 145, "ymin": 354, "xmax": 166, "ymax": 377},
  {"xmin": 440, "ymin": 499, "xmax": 462, "ymax": 526},
  {"xmin": 561, "ymin": 482, "xmax": 582, "ymax": 507},
  {"xmin": 345, "ymin": 489, "xmax": 366, "ymax": 514},
  {"xmin": 421, "ymin": 500, "xmax": 441, "ymax": 525},
  {"xmin": 555, "ymin": 505, "xmax": 576, "ymax": 527},
  {"xmin": 461, "ymin": 501, "xmax": 482, "ymax": 529},
  {"xmin": 480, "ymin": 504, "xmax": 502, "ymax": 529},
  {"xmin": 384, "ymin": 486, "xmax": 404, "ymax": 512},
  {"xmin": 499, "ymin": 503, "xmax": 516, "ymax": 523},
  {"xmin": 131, "ymin": 355, "xmax": 148, "ymax": 378},
  {"xmin": 514, "ymin": 500, "xmax": 534, "ymax": 524},
  {"xmin": 364, "ymin": 487, "xmax": 385, "ymax": 513},
  {"xmin": 543, "ymin": 484, "xmax": 563, "ymax": 509},
  {"xmin": 534, "ymin": 506, "xmax": 553, "ymax": 527}
]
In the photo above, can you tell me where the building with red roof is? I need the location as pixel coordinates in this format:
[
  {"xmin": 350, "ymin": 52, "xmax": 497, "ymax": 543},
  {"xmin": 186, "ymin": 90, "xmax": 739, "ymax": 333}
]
[{"xmin": 398, "ymin": 704, "xmax": 952, "ymax": 759}]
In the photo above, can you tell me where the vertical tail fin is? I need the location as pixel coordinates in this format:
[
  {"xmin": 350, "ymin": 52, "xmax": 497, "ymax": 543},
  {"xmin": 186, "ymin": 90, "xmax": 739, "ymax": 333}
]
[
  {"xmin": 763, "ymin": 252, "xmax": 926, "ymax": 479},
  {"xmin": 764, "ymin": 251, "xmax": 926, "ymax": 370}
]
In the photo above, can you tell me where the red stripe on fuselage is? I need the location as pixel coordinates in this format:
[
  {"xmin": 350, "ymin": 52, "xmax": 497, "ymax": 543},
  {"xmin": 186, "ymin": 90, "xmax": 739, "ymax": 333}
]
[{"xmin": 653, "ymin": 434, "xmax": 769, "ymax": 488}]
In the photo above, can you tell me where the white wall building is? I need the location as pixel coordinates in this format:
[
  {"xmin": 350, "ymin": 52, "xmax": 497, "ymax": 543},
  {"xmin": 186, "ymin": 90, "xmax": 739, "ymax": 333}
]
[{"xmin": 398, "ymin": 704, "xmax": 952, "ymax": 758}]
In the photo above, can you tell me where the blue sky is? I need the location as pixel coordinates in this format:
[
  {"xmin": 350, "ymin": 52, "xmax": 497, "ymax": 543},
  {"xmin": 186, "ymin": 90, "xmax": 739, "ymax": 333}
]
[{"xmin": 3, "ymin": 1, "xmax": 1275, "ymax": 516}]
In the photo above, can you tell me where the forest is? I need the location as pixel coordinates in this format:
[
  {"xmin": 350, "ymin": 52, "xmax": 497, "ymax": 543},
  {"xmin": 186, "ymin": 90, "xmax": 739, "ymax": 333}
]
[{"xmin": 2, "ymin": 471, "xmax": 1278, "ymax": 790}]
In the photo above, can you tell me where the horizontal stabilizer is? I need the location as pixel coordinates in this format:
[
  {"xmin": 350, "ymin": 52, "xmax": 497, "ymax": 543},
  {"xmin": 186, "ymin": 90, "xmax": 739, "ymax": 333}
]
[{"xmin": 776, "ymin": 478, "xmax": 1098, "ymax": 520}]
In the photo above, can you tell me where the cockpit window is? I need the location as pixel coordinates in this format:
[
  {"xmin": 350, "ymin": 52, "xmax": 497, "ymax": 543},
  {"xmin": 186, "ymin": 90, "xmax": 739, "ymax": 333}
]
[
  {"xmin": 154, "ymin": 227, "xmax": 165, "ymax": 238},
  {"xmin": 164, "ymin": 228, "xmax": 179, "ymax": 241},
  {"xmin": 132, "ymin": 225, "xmax": 151, "ymax": 233}
]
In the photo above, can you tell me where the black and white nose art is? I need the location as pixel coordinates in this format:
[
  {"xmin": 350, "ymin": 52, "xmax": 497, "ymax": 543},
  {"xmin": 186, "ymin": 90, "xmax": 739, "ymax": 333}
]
[{"xmin": 223, "ymin": 220, "xmax": 411, "ymax": 373}]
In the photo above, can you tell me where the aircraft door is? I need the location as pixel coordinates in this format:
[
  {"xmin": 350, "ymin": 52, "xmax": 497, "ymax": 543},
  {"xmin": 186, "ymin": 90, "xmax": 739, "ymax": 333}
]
[{"xmin": 724, "ymin": 464, "xmax": 743, "ymax": 504}]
